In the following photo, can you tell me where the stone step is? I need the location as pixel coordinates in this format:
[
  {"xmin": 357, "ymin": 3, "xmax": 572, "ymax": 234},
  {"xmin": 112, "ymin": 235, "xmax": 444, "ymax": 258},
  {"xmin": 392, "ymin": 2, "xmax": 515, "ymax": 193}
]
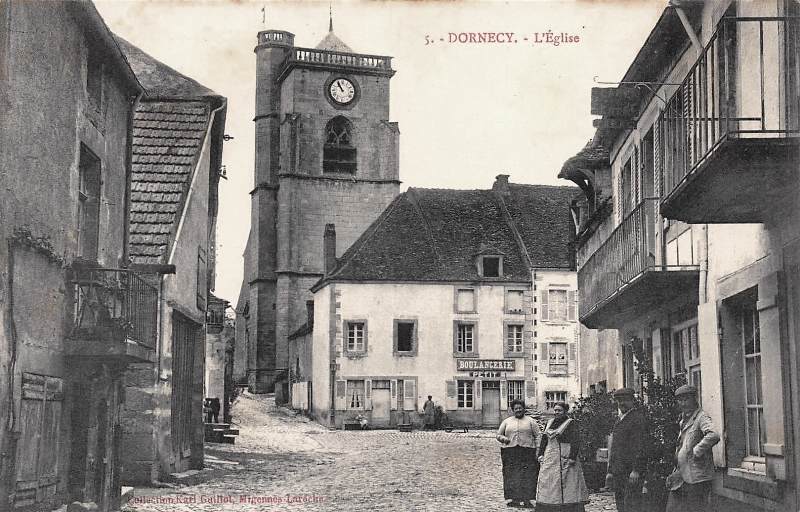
[
  {"xmin": 121, "ymin": 487, "xmax": 134, "ymax": 505},
  {"xmin": 221, "ymin": 435, "xmax": 236, "ymax": 444}
]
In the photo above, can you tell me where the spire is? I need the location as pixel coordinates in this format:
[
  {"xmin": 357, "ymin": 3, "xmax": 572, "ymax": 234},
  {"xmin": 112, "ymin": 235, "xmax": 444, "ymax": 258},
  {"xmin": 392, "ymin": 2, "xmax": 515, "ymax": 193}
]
[{"xmin": 315, "ymin": 3, "xmax": 354, "ymax": 54}]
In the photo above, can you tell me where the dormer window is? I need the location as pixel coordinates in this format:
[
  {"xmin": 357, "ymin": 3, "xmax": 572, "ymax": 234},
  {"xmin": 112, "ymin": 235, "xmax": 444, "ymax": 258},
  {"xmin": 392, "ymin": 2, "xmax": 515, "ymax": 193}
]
[
  {"xmin": 481, "ymin": 256, "xmax": 502, "ymax": 278},
  {"xmin": 323, "ymin": 116, "xmax": 356, "ymax": 173}
]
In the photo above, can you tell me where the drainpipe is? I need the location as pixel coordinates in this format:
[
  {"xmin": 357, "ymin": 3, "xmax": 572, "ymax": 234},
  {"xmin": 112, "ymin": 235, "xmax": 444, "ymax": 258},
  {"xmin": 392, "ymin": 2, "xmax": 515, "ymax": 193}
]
[
  {"xmin": 122, "ymin": 89, "xmax": 144, "ymax": 266},
  {"xmin": 670, "ymin": 1, "xmax": 703, "ymax": 55},
  {"xmin": 698, "ymin": 224, "xmax": 709, "ymax": 304}
]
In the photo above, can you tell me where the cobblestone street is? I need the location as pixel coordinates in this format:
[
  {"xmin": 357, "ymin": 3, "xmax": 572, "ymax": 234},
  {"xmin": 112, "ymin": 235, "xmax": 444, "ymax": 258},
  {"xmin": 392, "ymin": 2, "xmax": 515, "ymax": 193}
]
[{"xmin": 122, "ymin": 393, "xmax": 616, "ymax": 512}]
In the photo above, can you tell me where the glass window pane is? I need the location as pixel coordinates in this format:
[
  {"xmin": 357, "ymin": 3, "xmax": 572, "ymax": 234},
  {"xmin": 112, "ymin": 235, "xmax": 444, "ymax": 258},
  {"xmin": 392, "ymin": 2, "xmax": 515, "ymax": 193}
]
[{"xmin": 747, "ymin": 408, "xmax": 762, "ymax": 457}]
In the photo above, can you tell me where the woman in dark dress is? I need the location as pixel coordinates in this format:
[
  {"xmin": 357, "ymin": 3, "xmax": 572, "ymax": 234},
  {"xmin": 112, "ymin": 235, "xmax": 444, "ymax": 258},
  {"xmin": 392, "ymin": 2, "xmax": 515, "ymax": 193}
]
[
  {"xmin": 496, "ymin": 399, "xmax": 541, "ymax": 508},
  {"xmin": 535, "ymin": 402, "xmax": 589, "ymax": 512}
]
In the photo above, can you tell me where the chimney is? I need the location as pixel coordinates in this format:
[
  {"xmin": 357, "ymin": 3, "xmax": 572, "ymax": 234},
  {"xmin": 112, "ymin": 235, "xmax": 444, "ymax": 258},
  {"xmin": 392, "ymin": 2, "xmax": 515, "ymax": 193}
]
[
  {"xmin": 493, "ymin": 174, "xmax": 510, "ymax": 196},
  {"xmin": 324, "ymin": 223, "xmax": 337, "ymax": 274},
  {"xmin": 306, "ymin": 300, "xmax": 314, "ymax": 327}
]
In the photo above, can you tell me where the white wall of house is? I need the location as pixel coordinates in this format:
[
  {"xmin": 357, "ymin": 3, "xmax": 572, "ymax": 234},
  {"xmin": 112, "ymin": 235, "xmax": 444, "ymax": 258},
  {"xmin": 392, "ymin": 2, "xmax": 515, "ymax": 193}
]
[
  {"xmin": 311, "ymin": 281, "xmax": 539, "ymax": 427},
  {"xmin": 534, "ymin": 269, "xmax": 582, "ymax": 409}
]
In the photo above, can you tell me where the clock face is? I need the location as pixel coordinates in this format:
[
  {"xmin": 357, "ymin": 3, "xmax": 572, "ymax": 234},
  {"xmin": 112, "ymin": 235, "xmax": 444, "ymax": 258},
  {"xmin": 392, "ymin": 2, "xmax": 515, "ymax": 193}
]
[{"xmin": 329, "ymin": 78, "xmax": 356, "ymax": 105}]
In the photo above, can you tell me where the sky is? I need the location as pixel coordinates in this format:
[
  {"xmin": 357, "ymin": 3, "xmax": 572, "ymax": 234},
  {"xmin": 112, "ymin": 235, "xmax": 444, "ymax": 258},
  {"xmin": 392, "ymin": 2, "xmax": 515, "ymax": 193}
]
[{"xmin": 95, "ymin": 0, "xmax": 667, "ymax": 304}]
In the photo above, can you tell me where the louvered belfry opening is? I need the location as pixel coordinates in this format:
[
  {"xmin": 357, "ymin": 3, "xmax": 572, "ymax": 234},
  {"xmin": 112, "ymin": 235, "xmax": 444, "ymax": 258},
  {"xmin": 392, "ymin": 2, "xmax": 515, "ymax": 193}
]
[{"xmin": 323, "ymin": 116, "xmax": 356, "ymax": 174}]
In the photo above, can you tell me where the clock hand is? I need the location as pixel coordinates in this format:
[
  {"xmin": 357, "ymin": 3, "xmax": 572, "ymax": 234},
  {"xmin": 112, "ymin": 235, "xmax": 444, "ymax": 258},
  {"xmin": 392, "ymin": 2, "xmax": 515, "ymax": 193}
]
[{"xmin": 337, "ymin": 82, "xmax": 345, "ymax": 92}]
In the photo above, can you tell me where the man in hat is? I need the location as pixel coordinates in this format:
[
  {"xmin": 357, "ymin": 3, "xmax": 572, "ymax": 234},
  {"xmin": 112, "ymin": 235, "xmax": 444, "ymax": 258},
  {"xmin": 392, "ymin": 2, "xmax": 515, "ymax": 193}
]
[
  {"xmin": 605, "ymin": 388, "xmax": 648, "ymax": 512},
  {"xmin": 666, "ymin": 385, "xmax": 719, "ymax": 512}
]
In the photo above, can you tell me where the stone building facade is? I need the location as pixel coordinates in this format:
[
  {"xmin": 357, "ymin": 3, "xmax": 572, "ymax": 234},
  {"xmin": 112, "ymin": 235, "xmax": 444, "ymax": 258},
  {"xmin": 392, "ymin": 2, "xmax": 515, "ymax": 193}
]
[
  {"xmin": 0, "ymin": 3, "xmax": 147, "ymax": 510},
  {"xmin": 239, "ymin": 26, "xmax": 400, "ymax": 398},
  {"xmin": 305, "ymin": 178, "xmax": 580, "ymax": 428},
  {"xmin": 114, "ymin": 39, "xmax": 227, "ymax": 484},
  {"xmin": 563, "ymin": 2, "xmax": 800, "ymax": 510}
]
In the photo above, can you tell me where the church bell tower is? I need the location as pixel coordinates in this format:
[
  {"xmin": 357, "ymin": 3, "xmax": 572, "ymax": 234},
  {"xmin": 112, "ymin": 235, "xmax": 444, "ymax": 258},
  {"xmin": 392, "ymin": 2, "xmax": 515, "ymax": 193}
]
[{"xmin": 247, "ymin": 21, "xmax": 400, "ymax": 393}]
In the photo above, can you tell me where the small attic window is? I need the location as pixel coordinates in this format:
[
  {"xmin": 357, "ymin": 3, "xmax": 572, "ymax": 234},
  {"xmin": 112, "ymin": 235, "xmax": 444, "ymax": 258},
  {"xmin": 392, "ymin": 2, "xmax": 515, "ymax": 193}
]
[{"xmin": 482, "ymin": 256, "xmax": 502, "ymax": 278}]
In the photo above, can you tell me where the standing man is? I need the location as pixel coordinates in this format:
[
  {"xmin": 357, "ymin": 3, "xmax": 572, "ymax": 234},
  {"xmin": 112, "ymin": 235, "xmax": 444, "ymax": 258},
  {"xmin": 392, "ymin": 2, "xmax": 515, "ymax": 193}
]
[
  {"xmin": 666, "ymin": 385, "xmax": 720, "ymax": 512},
  {"xmin": 605, "ymin": 388, "xmax": 647, "ymax": 512},
  {"xmin": 423, "ymin": 395, "xmax": 436, "ymax": 430}
]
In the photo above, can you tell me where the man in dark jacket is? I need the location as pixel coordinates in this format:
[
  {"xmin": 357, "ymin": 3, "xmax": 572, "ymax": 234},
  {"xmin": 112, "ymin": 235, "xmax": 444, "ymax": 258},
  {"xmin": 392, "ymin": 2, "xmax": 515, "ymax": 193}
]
[{"xmin": 606, "ymin": 388, "xmax": 648, "ymax": 512}]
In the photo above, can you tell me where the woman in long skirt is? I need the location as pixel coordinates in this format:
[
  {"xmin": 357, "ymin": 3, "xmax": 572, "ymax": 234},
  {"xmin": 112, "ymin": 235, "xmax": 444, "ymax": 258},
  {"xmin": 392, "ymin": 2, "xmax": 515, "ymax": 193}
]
[
  {"xmin": 535, "ymin": 401, "xmax": 589, "ymax": 512},
  {"xmin": 496, "ymin": 399, "xmax": 541, "ymax": 508}
]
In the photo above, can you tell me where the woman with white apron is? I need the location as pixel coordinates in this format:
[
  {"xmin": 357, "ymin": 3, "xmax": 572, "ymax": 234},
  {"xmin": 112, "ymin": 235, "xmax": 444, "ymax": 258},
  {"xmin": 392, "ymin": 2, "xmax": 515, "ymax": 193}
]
[{"xmin": 535, "ymin": 401, "xmax": 589, "ymax": 511}]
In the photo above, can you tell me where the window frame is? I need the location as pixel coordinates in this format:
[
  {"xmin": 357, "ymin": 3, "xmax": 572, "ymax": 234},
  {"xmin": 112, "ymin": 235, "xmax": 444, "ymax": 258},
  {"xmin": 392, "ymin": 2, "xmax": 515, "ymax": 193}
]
[
  {"xmin": 477, "ymin": 255, "xmax": 504, "ymax": 278},
  {"xmin": 504, "ymin": 288, "xmax": 526, "ymax": 314},
  {"xmin": 544, "ymin": 390, "xmax": 568, "ymax": 411},
  {"xmin": 393, "ymin": 318, "xmax": 418, "ymax": 356},
  {"xmin": 346, "ymin": 379, "xmax": 366, "ymax": 410},
  {"xmin": 454, "ymin": 287, "xmax": 477, "ymax": 314},
  {"xmin": 344, "ymin": 319, "xmax": 368, "ymax": 357},
  {"xmin": 322, "ymin": 115, "xmax": 357, "ymax": 174},
  {"xmin": 507, "ymin": 380, "xmax": 524, "ymax": 408},
  {"xmin": 77, "ymin": 144, "xmax": 101, "ymax": 261},
  {"xmin": 547, "ymin": 288, "xmax": 569, "ymax": 322},
  {"xmin": 738, "ymin": 302, "xmax": 764, "ymax": 460},
  {"xmin": 457, "ymin": 380, "xmax": 474, "ymax": 409},
  {"xmin": 504, "ymin": 322, "xmax": 525, "ymax": 358},
  {"xmin": 453, "ymin": 320, "xmax": 478, "ymax": 357},
  {"xmin": 548, "ymin": 342, "xmax": 569, "ymax": 375}
]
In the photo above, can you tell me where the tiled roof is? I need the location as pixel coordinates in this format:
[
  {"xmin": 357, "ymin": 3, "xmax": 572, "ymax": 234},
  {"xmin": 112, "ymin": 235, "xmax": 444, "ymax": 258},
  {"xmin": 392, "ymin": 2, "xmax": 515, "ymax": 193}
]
[
  {"xmin": 129, "ymin": 101, "xmax": 210, "ymax": 263},
  {"xmin": 322, "ymin": 182, "xmax": 577, "ymax": 285},
  {"xmin": 116, "ymin": 36, "xmax": 225, "ymax": 264},
  {"xmin": 115, "ymin": 36, "xmax": 220, "ymax": 100},
  {"xmin": 558, "ymin": 140, "xmax": 610, "ymax": 180}
]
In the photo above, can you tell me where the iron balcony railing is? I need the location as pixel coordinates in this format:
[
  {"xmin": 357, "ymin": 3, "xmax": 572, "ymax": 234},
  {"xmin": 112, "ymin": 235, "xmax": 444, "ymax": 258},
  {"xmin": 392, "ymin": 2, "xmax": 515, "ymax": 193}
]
[
  {"xmin": 661, "ymin": 16, "xmax": 800, "ymax": 195},
  {"xmin": 578, "ymin": 199, "xmax": 659, "ymax": 319},
  {"xmin": 70, "ymin": 267, "xmax": 158, "ymax": 349},
  {"xmin": 281, "ymin": 47, "xmax": 393, "ymax": 73}
]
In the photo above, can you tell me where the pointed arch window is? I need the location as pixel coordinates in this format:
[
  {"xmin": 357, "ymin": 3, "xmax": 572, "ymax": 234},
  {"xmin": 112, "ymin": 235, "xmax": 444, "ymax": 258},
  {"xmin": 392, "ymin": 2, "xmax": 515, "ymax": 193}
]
[{"xmin": 323, "ymin": 116, "xmax": 357, "ymax": 174}]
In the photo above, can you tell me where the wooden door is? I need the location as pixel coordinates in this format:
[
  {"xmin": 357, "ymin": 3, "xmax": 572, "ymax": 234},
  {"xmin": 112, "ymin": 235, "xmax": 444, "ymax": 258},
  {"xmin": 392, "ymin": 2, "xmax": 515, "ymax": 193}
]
[{"xmin": 172, "ymin": 312, "xmax": 199, "ymax": 460}]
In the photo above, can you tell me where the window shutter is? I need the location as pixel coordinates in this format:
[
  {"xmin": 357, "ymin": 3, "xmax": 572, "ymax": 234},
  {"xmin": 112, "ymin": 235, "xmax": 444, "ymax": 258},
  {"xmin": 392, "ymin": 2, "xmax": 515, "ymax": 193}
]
[
  {"xmin": 390, "ymin": 380, "xmax": 397, "ymax": 410},
  {"xmin": 500, "ymin": 381, "xmax": 507, "ymax": 408},
  {"xmin": 365, "ymin": 380, "xmax": 372, "ymax": 410},
  {"xmin": 446, "ymin": 380, "xmax": 457, "ymax": 410},
  {"xmin": 634, "ymin": 145, "xmax": 641, "ymax": 205},
  {"xmin": 475, "ymin": 380, "xmax": 481, "ymax": 400},
  {"xmin": 335, "ymin": 380, "xmax": 346, "ymax": 410},
  {"xmin": 615, "ymin": 165, "xmax": 623, "ymax": 224},
  {"xmin": 541, "ymin": 291, "xmax": 549, "ymax": 321},
  {"xmin": 568, "ymin": 291, "xmax": 576, "ymax": 321},
  {"xmin": 568, "ymin": 343, "xmax": 577, "ymax": 375},
  {"xmin": 525, "ymin": 380, "xmax": 537, "ymax": 401},
  {"xmin": 654, "ymin": 117, "xmax": 662, "ymax": 197},
  {"xmin": 540, "ymin": 343, "xmax": 549, "ymax": 374}
]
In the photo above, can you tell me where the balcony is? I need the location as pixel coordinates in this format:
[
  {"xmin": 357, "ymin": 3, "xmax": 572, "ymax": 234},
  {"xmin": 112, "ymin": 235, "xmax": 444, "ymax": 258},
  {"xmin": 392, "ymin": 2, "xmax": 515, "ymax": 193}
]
[
  {"xmin": 578, "ymin": 199, "xmax": 699, "ymax": 329},
  {"xmin": 660, "ymin": 16, "xmax": 800, "ymax": 223},
  {"xmin": 277, "ymin": 47, "xmax": 394, "ymax": 80},
  {"xmin": 66, "ymin": 266, "xmax": 158, "ymax": 363}
]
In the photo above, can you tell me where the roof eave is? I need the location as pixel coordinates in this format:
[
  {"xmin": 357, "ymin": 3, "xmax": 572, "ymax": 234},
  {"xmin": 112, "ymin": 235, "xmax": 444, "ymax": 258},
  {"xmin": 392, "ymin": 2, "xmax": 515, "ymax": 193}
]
[{"xmin": 67, "ymin": 2, "xmax": 142, "ymax": 95}]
